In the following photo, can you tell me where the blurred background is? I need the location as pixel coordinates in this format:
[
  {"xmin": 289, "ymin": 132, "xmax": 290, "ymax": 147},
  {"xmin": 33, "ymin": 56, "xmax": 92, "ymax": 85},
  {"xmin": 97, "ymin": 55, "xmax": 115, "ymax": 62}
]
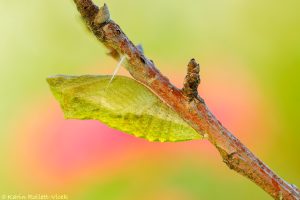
[{"xmin": 0, "ymin": 0, "xmax": 299, "ymax": 199}]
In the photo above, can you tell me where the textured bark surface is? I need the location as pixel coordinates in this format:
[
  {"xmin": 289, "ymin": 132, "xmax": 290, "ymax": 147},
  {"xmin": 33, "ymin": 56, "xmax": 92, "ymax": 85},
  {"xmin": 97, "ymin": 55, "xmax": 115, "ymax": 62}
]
[
  {"xmin": 72, "ymin": 1, "xmax": 300, "ymax": 199},
  {"xmin": 182, "ymin": 58, "xmax": 201, "ymax": 101}
]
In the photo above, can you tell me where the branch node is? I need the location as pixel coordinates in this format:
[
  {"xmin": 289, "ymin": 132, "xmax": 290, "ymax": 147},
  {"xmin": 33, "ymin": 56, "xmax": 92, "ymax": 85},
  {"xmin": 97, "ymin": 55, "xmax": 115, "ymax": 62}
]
[
  {"xmin": 94, "ymin": 3, "xmax": 110, "ymax": 25},
  {"xmin": 182, "ymin": 58, "xmax": 201, "ymax": 101},
  {"xmin": 136, "ymin": 44, "xmax": 144, "ymax": 54}
]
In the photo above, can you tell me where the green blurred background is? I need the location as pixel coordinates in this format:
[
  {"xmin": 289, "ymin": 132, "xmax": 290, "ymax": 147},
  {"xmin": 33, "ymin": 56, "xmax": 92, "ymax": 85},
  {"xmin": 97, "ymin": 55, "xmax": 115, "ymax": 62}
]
[{"xmin": 0, "ymin": 0, "xmax": 299, "ymax": 199}]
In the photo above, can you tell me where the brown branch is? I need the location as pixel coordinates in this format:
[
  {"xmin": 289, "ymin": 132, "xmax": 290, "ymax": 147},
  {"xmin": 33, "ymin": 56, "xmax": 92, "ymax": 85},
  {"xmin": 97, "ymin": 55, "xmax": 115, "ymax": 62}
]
[{"xmin": 72, "ymin": 1, "xmax": 300, "ymax": 199}]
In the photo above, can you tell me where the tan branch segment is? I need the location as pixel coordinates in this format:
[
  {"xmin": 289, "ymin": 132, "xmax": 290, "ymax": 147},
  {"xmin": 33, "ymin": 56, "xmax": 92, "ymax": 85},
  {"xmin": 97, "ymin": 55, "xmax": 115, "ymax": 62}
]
[{"xmin": 72, "ymin": 1, "xmax": 300, "ymax": 199}]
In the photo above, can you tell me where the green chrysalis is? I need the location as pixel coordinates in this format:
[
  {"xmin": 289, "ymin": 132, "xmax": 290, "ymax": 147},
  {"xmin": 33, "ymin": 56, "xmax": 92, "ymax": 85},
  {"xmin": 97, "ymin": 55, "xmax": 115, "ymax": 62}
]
[{"xmin": 47, "ymin": 75, "xmax": 201, "ymax": 142}]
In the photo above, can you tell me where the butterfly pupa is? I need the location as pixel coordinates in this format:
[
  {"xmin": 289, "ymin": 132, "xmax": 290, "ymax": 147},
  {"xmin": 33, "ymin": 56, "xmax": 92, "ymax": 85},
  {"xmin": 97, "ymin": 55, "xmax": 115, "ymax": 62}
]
[{"xmin": 47, "ymin": 75, "xmax": 202, "ymax": 142}]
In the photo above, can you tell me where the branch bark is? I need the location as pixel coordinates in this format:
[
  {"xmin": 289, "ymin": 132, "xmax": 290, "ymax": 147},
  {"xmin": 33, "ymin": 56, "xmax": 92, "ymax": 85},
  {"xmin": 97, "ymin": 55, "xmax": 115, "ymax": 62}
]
[{"xmin": 72, "ymin": 1, "xmax": 300, "ymax": 199}]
